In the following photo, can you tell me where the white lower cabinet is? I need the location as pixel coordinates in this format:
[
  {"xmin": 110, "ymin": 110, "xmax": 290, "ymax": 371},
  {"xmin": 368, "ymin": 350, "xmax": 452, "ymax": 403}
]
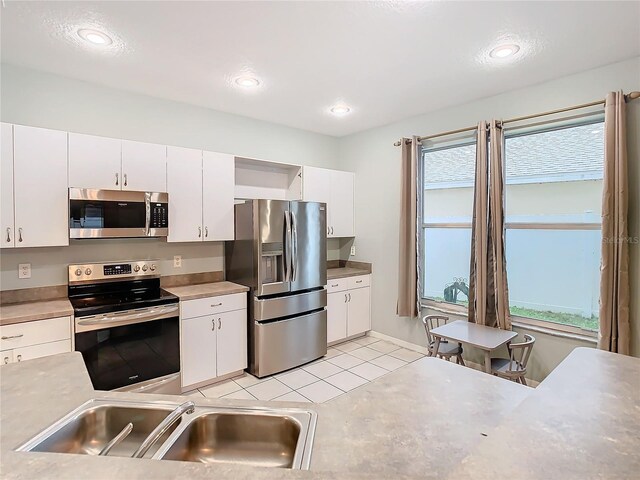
[
  {"xmin": 1, "ymin": 316, "xmax": 72, "ymax": 364},
  {"xmin": 327, "ymin": 275, "xmax": 371, "ymax": 344},
  {"xmin": 180, "ymin": 293, "xmax": 247, "ymax": 390}
]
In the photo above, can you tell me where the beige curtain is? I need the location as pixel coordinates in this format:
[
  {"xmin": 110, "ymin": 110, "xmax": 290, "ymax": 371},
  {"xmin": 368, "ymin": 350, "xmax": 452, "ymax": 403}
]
[
  {"xmin": 469, "ymin": 121, "xmax": 511, "ymax": 330},
  {"xmin": 599, "ymin": 91, "xmax": 630, "ymax": 354},
  {"xmin": 397, "ymin": 136, "xmax": 421, "ymax": 317}
]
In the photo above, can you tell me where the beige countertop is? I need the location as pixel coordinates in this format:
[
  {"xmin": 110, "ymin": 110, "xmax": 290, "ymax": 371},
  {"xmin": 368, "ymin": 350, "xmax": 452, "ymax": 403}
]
[
  {"xmin": 163, "ymin": 281, "xmax": 249, "ymax": 300},
  {"xmin": 327, "ymin": 267, "xmax": 370, "ymax": 280},
  {"xmin": 0, "ymin": 298, "xmax": 74, "ymax": 326}
]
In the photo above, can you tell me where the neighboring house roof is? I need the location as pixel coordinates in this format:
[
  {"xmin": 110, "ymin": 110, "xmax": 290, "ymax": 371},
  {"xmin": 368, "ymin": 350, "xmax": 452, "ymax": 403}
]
[{"xmin": 424, "ymin": 122, "xmax": 604, "ymax": 186}]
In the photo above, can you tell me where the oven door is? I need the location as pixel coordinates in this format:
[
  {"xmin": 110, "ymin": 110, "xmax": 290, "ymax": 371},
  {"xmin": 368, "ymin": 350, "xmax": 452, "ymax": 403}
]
[
  {"xmin": 69, "ymin": 188, "xmax": 168, "ymax": 238},
  {"xmin": 74, "ymin": 305, "xmax": 179, "ymax": 391}
]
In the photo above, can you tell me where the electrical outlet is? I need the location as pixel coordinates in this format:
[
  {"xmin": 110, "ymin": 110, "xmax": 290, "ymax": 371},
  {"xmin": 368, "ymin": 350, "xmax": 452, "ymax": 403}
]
[
  {"xmin": 173, "ymin": 255, "xmax": 182, "ymax": 268},
  {"xmin": 350, "ymin": 245, "xmax": 356, "ymax": 256},
  {"xmin": 18, "ymin": 263, "xmax": 31, "ymax": 279}
]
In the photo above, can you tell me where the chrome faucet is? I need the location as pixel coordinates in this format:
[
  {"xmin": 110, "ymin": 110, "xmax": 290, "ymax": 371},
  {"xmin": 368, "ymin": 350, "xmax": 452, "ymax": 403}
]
[{"xmin": 132, "ymin": 401, "xmax": 195, "ymax": 458}]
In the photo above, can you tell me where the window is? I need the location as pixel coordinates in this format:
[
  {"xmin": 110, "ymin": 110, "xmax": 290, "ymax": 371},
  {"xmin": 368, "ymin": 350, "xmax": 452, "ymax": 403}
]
[
  {"xmin": 504, "ymin": 120, "xmax": 604, "ymax": 332},
  {"xmin": 421, "ymin": 138, "xmax": 475, "ymax": 308}
]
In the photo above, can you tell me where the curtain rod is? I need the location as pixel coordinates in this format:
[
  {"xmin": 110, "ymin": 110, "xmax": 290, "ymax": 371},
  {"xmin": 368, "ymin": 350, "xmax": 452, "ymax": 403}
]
[{"xmin": 393, "ymin": 91, "xmax": 640, "ymax": 146}]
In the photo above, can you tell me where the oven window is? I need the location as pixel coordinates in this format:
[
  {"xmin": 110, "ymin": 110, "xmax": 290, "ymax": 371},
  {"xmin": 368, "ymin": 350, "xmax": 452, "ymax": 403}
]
[
  {"xmin": 75, "ymin": 317, "xmax": 180, "ymax": 391},
  {"xmin": 70, "ymin": 200, "xmax": 146, "ymax": 229}
]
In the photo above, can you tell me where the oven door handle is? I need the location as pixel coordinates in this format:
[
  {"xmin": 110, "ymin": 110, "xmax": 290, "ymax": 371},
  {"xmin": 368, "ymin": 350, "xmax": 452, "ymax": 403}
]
[{"xmin": 76, "ymin": 304, "xmax": 179, "ymax": 332}]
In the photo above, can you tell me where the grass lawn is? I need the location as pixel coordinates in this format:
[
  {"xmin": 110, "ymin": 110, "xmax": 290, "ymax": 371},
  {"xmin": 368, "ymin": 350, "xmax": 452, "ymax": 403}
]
[{"xmin": 428, "ymin": 297, "xmax": 598, "ymax": 332}]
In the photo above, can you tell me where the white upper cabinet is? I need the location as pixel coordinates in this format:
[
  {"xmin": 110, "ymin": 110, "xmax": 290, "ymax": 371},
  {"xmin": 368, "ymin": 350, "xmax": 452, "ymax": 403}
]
[
  {"xmin": 167, "ymin": 146, "xmax": 203, "ymax": 243},
  {"xmin": 13, "ymin": 125, "xmax": 68, "ymax": 248},
  {"xmin": 121, "ymin": 140, "xmax": 167, "ymax": 192},
  {"xmin": 69, "ymin": 133, "xmax": 122, "ymax": 190},
  {"xmin": 303, "ymin": 166, "xmax": 355, "ymax": 238},
  {"xmin": 1, "ymin": 123, "xmax": 15, "ymax": 248},
  {"xmin": 202, "ymin": 151, "xmax": 234, "ymax": 241}
]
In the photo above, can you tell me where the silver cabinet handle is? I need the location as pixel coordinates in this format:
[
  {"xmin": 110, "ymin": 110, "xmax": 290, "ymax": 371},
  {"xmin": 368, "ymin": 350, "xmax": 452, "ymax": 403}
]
[
  {"xmin": 218, "ymin": 318, "xmax": 221, "ymax": 329},
  {"xmin": 6, "ymin": 227, "xmax": 10, "ymax": 243},
  {"xmin": 115, "ymin": 172, "xmax": 119, "ymax": 186},
  {"xmin": 327, "ymin": 227, "xmax": 330, "ymax": 236},
  {"xmin": 331, "ymin": 283, "xmax": 339, "ymax": 287},
  {"xmin": 3, "ymin": 356, "xmax": 10, "ymax": 365},
  {"xmin": 330, "ymin": 226, "xmax": 334, "ymax": 235},
  {"xmin": 198, "ymin": 226, "xmax": 202, "ymax": 238},
  {"xmin": 211, "ymin": 318, "xmax": 215, "ymax": 331},
  {"xmin": 205, "ymin": 226, "xmax": 208, "ymax": 238},
  {"xmin": 1, "ymin": 334, "xmax": 24, "ymax": 340},
  {"xmin": 356, "ymin": 280, "xmax": 363, "ymax": 284},
  {"xmin": 348, "ymin": 293, "xmax": 351, "ymax": 302},
  {"xmin": 17, "ymin": 354, "xmax": 22, "ymax": 362},
  {"xmin": 18, "ymin": 228, "xmax": 23, "ymax": 243},
  {"xmin": 210, "ymin": 302, "xmax": 222, "ymax": 307},
  {"xmin": 344, "ymin": 294, "xmax": 348, "ymax": 303},
  {"xmin": 123, "ymin": 173, "xmax": 128, "ymax": 187}
]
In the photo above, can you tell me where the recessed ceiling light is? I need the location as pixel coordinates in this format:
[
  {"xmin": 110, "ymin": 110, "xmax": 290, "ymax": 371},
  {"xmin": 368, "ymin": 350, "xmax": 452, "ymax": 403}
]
[
  {"xmin": 330, "ymin": 104, "xmax": 351, "ymax": 116},
  {"xmin": 489, "ymin": 44, "xmax": 520, "ymax": 59},
  {"xmin": 234, "ymin": 76, "xmax": 261, "ymax": 88},
  {"xmin": 77, "ymin": 29, "xmax": 113, "ymax": 46}
]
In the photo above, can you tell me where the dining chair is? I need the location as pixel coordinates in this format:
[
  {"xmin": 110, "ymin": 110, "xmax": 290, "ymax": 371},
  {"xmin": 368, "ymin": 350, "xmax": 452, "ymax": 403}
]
[
  {"xmin": 490, "ymin": 334, "xmax": 535, "ymax": 385},
  {"xmin": 421, "ymin": 315, "xmax": 465, "ymax": 366}
]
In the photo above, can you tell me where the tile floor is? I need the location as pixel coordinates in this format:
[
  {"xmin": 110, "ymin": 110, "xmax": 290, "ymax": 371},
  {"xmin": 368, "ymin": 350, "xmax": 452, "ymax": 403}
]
[{"xmin": 186, "ymin": 336, "xmax": 425, "ymax": 403}]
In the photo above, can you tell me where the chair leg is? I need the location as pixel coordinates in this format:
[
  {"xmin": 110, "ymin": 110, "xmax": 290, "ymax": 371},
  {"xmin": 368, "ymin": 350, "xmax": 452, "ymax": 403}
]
[
  {"xmin": 457, "ymin": 354, "xmax": 465, "ymax": 366},
  {"xmin": 520, "ymin": 376, "xmax": 527, "ymax": 386}
]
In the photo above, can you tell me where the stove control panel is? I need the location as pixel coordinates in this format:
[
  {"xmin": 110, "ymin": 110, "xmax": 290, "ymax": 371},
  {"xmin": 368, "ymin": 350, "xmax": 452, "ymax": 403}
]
[{"xmin": 68, "ymin": 260, "xmax": 160, "ymax": 283}]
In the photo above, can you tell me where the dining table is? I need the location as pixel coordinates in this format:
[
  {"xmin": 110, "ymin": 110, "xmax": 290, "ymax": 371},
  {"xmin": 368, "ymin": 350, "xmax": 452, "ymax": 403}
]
[{"xmin": 429, "ymin": 320, "xmax": 518, "ymax": 373}]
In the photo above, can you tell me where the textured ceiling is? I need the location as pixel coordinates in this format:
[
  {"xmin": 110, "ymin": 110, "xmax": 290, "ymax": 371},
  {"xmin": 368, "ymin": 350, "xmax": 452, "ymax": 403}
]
[{"xmin": 1, "ymin": 1, "xmax": 639, "ymax": 136}]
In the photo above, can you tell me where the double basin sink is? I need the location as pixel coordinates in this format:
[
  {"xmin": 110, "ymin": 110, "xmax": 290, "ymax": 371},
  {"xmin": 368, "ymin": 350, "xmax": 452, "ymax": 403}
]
[{"xmin": 16, "ymin": 399, "xmax": 317, "ymax": 470}]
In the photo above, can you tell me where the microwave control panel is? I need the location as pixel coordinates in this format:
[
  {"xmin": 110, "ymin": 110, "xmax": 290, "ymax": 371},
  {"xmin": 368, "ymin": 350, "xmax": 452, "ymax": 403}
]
[{"xmin": 151, "ymin": 203, "xmax": 168, "ymax": 228}]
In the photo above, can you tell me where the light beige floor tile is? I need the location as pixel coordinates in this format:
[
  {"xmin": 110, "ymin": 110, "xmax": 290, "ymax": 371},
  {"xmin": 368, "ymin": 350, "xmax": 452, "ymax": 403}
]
[
  {"xmin": 326, "ymin": 353, "xmax": 365, "ymax": 369},
  {"xmin": 324, "ymin": 370, "xmax": 369, "ymax": 392},
  {"xmin": 388, "ymin": 348, "xmax": 425, "ymax": 362},
  {"xmin": 367, "ymin": 340, "xmax": 401, "ymax": 354},
  {"xmin": 351, "ymin": 336, "xmax": 380, "ymax": 347},
  {"xmin": 199, "ymin": 380, "xmax": 242, "ymax": 398},
  {"xmin": 302, "ymin": 360, "xmax": 343, "ymax": 379},
  {"xmin": 272, "ymin": 391, "xmax": 311, "ymax": 403},
  {"xmin": 245, "ymin": 379, "xmax": 292, "ymax": 401},
  {"xmin": 369, "ymin": 354, "xmax": 408, "ymax": 371},
  {"xmin": 182, "ymin": 389, "xmax": 205, "ymax": 398},
  {"xmin": 349, "ymin": 346, "xmax": 384, "ymax": 361},
  {"xmin": 276, "ymin": 369, "xmax": 320, "ymax": 390},
  {"xmin": 221, "ymin": 389, "xmax": 256, "ymax": 400},
  {"xmin": 324, "ymin": 347, "xmax": 342, "ymax": 359},
  {"xmin": 297, "ymin": 380, "xmax": 344, "ymax": 403},
  {"xmin": 233, "ymin": 373, "xmax": 266, "ymax": 389},
  {"xmin": 348, "ymin": 362, "xmax": 388, "ymax": 381},
  {"xmin": 333, "ymin": 341, "xmax": 361, "ymax": 353}
]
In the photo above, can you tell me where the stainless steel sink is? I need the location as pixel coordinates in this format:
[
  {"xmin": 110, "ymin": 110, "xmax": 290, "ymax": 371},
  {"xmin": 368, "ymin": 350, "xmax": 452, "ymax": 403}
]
[
  {"xmin": 155, "ymin": 411, "xmax": 310, "ymax": 468},
  {"xmin": 17, "ymin": 399, "xmax": 317, "ymax": 470},
  {"xmin": 17, "ymin": 400, "xmax": 182, "ymax": 458}
]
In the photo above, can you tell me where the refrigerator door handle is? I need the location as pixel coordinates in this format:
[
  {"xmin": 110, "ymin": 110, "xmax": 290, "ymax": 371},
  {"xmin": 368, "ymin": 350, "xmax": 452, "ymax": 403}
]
[
  {"xmin": 284, "ymin": 210, "xmax": 292, "ymax": 282},
  {"xmin": 291, "ymin": 210, "xmax": 298, "ymax": 282}
]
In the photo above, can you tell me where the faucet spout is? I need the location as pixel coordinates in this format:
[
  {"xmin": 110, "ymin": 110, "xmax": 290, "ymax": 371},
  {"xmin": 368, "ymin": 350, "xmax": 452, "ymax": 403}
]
[{"xmin": 132, "ymin": 401, "xmax": 195, "ymax": 458}]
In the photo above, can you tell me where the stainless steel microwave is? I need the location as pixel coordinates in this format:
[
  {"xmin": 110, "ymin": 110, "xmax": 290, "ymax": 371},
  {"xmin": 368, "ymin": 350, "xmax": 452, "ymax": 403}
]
[{"xmin": 69, "ymin": 188, "xmax": 168, "ymax": 239}]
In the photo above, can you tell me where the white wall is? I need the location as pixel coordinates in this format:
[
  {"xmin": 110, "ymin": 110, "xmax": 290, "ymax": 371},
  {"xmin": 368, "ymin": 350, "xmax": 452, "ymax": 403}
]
[
  {"xmin": 337, "ymin": 57, "xmax": 640, "ymax": 371},
  {"xmin": 0, "ymin": 64, "xmax": 341, "ymax": 290}
]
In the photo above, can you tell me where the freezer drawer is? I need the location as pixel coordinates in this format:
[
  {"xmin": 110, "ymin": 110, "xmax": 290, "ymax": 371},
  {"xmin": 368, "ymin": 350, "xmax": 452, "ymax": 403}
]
[
  {"xmin": 252, "ymin": 309, "xmax": 327, "ymax": 377},
  {"xmin": 253, "ymin": 289, "xmax": 327, "ymax": 322}
]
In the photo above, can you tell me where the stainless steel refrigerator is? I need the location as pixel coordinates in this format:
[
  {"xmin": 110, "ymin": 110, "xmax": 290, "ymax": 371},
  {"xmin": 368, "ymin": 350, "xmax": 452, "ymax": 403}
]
[{"xmin": 226, "ymin": 199, "xmax": 327, "ymax": 377}]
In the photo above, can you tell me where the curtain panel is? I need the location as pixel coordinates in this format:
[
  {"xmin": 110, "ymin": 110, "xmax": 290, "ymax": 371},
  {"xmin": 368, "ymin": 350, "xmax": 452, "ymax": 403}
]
[
  {"xmin": 599, "ymin": 91, "xmax": 631, "ymax": 354},
  {"xmin": 397, "ymin": 136, "xmax": 421, "ymax": 318}
]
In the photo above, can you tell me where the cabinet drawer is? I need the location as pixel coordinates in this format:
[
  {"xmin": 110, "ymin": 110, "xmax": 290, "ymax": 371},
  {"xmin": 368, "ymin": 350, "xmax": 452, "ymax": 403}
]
[
  {"xmin": 327, "ymin": 278, "xmax": 349, "ymax": 293},
  {"xmin": 181, "ymin": 293, "xmax": 247, "ymax": 319},
  {"xmin": 348, "ymin": 275, "xmax": 370, "ymax": 289},
  {"xmin": 0, "ymin": 316, "xmax": 71, "ymax": 351},
  {"xmin": 13, "ymin": 339, "xmax": 72, "ymax": 363}
]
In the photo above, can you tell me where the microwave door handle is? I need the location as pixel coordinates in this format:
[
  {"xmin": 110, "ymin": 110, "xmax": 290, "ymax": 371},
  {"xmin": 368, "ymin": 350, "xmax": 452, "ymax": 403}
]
[
  {"xmin": 291, "ymin": 211, "xmax": 298, "ymax": 282},
  {"xmin": 283, "ymin": 211, "xmax": 292, "ymax": 283},
  {"xmin": 144, "ymin": 192, "xmax": 151, "ymax": 236}
]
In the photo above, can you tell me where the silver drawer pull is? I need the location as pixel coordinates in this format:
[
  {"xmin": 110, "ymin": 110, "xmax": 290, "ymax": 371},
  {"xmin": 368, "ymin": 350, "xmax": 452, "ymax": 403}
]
[
  {"xmin": 331, "ymin": 284, "xmax": 339, "ymax": 287},
  {"xmin": 1, "ymin": 334, "xmax": 24, "ymax": 340},
  {"xmin": 356, "ymin": 280, "xmax": 363, "ymax": 283},
  {"xmin": 211, "ymin": 303, "xmax": 222, "ymax": 307},
  {"xmin": 17, "ymin": 354, "xmax": 22, "ymax": 362}
]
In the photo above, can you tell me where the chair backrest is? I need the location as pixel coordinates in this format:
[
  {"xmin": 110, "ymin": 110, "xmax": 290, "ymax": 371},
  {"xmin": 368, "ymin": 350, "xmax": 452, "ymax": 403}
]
[
  {"xmin": 421, "ymin": 315, "xmax": 449, "ymax": 346},
  {"xmin": 507, "ymin": 334, "xmax": 535, "ymax": 372}
]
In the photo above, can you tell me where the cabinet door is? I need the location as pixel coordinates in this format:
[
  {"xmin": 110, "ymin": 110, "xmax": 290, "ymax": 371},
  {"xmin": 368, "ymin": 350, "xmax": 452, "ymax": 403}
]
[
  {"xmin": 216, "ymin": 309, "xmax": 247, "ymax": 377},
  {"xmin": 2, "ymin": 350, "xmax": 14, "ymax": 365},
  {"xmin": 1, "ymin": 123, "xmax": 14, "ymax": 248},
  {"xmin": 69, "ymin": 133, "xmax": 122, "ymax": 189},
  {"xmin": 202, "ymin": 151, "xmax": 234, "ymax": 241},
  {"xmin": 302, "ymin": 166, "xmax": 332, "ymax": 236},
  {"xmin": 181, "ymin": 315, "xmax": 217, "ymax": 388},
  {"xmin": 13, "ymin": 126, "xmax": 69, "ymax": 248},
  {"xmin": 330, "ymin": 170, "xmax": 355, "ymax": 237},
  {"xmin": 13, "ymin": 339, "xmax": 71, "ymax": 363},
  {"xmin": 167, "ymin": 146, "xmax": 203, "ymax": 242},
  {"xmin": 347, "ymin": 287, "xmax": 371, "ymax": 337},
  {"xmin": 327, "ymin": 291, "xmax": 348, "ymax": 343},
  {"xmin": 121, "ymin": 140, "xmax": 167, "ymax": 192}
]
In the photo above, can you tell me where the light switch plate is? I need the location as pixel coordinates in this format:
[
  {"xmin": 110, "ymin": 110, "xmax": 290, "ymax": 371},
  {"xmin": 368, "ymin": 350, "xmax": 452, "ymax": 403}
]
[
  {"xmin": 350, "ymin": 246, "xmax": 356, "ymax": 256},
  {"xmin": 173, "ymin": 255, "xmax": 182, "ymax": 268},
  {"xmin": 18, "ymin": 263, "xmax": 31, "ymax": 279}
]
